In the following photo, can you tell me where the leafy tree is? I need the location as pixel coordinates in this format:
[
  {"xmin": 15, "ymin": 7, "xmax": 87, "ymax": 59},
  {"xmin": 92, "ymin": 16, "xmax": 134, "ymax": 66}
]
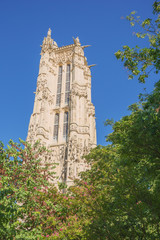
[
  {"xmin": 0, "ymin": 140, "xmax": 58, "ymax": 239},
  {"xmin": 0, "ymin": 140, "xmax": 92, "ymax": 240},
  {"xmin": 115, "ymin": 1, "xmax": 160, "ymax": 83},
  {"xmin": 75, "ymin": 82, "xmax": 160, "ymax": 239}
]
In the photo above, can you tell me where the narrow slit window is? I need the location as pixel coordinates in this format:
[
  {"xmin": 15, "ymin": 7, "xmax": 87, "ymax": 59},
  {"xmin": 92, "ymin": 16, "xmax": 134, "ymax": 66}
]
[
  {"xmin": 65, "ymin": 64, "xmax": 70, "ymax": 105},
  {"xmin": 53, "ymin": 113, "xmax": 59, "ymax": 141},
  {"xmin": 63, "ymin": 112, "xmax": 68, "ymax": 141},
  {"xmin": 56, "ymin": 66, "xmax": 62, "ymax": 106}
]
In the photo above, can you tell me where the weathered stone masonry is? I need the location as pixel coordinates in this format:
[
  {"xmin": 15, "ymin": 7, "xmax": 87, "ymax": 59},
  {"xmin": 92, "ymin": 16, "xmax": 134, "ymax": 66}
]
[{"xmin": 27, "ymin": 29, "xmax": 96, "ymax": 186}]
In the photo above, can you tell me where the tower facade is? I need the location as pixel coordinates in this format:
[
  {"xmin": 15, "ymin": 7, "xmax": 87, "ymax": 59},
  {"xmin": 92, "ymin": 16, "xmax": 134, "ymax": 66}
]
[{"xmin": 27, "ymin": 29, "xmax": 96, "ymax": 186}]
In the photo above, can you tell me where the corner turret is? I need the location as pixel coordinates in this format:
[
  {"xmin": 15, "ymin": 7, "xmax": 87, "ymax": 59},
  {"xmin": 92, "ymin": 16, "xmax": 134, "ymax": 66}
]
[{"xmin": 41, "ymin": 28, "xmax": 58, "ymax": 54}]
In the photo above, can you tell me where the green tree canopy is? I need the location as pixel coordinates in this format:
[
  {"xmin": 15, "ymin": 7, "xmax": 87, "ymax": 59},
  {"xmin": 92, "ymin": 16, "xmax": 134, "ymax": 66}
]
[{"xmin": 115, "ymin": 1, "xmax": 160, "ymax": 83}]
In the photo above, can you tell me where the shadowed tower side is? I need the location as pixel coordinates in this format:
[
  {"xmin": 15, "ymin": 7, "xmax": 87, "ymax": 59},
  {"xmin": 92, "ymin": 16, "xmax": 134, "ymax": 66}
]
[{"xmin": 27, "ymin": 29, "xmax": 96, "ymax": 186}]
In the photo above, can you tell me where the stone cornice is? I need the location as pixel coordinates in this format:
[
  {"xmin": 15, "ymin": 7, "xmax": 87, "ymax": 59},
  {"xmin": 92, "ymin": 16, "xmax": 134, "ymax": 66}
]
[{"xmin": 55, "ymin": 44, "xmax": 75, "ymax": 52}]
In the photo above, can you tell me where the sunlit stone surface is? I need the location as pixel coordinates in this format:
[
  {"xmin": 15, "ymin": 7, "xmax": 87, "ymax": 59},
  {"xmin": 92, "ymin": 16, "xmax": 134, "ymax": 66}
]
[{"xmin": 27, "ymin": 29, "xmax": 96, "ymax": 186}]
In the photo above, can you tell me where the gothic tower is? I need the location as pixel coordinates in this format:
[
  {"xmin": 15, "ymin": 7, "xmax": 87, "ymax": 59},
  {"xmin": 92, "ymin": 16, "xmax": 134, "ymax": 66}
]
[{"xmin": 27, "ymin": 29, "xmax": 96, "ymax": 186}]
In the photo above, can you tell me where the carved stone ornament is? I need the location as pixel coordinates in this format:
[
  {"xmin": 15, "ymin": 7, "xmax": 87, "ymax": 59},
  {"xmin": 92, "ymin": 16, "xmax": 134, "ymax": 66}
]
[
  {"xmin": 73, "ymin": 36, "xmax": 81, "ymax": 46},
  {"xmin": 71, "ymin": 83, "xmax": 87, "ymax": 98},
  {"xmin": 55, "ymin": 51, "xmax": 73, "ymax": 64},
  {"xmin": 41, "ymin": 29, "xmax": 58, "ymax": 54}
]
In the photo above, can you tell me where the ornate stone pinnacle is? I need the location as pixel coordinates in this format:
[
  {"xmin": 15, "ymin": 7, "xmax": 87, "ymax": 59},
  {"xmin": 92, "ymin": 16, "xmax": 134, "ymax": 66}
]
[
  {"xmin": 47, "ymin": 28, "xmax": 51, "ymax": 38},
  {"xmin": 73, "ymin": 37, "xmax": 81, "ymax": 46}
]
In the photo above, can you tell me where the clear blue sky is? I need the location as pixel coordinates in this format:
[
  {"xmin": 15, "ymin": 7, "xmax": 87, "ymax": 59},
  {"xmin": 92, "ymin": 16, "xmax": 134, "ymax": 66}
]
[{"xmin": 0, "ymin": 0, "xmax": 157, "ymax": 146}]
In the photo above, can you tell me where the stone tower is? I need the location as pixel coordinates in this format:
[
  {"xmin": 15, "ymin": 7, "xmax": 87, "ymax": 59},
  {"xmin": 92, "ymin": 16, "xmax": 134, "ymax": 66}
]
[{"xmin": 27, "ymin": 29, "xmax": 96, "ymax": 186}]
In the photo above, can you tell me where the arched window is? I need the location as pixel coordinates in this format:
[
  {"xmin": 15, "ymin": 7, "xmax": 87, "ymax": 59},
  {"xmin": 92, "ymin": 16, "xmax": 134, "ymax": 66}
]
[
  {"xmin": 56, "ymin": 66, "xmax": 62, "ymax": 106},
  {"xmin": 63, "ymin": 112, "xmax": 68, "ymax": 141},
  {"xmin": 65, "ymin": 64, "xmax": 70, "ymax": 105},
  {"xmin": 53, "ymin": 113, "xmax": 59, "ymax": 141}
]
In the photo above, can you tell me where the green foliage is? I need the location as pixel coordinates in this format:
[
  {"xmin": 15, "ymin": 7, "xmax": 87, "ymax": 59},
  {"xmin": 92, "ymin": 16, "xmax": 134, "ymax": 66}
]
[
  {"xmin": 76, "ymin": 80, "xmax": 160, "ymax": 239},
  {"xmin": 115, "ymin": 1, "xmax": 160, "ymax": 83},
  {"xmin": 0, "ymin": 140, "xmax": 92, "ymax": 239},
  {"xmin": 0, "ymin": 140, "xmax": 57, "ymax": 239}
]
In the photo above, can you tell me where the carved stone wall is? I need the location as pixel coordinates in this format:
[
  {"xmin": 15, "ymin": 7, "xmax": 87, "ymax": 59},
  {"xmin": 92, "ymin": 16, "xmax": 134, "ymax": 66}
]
[{"xmin": 27, "ymin": 29, "xmax": 96, "ymax": 186}]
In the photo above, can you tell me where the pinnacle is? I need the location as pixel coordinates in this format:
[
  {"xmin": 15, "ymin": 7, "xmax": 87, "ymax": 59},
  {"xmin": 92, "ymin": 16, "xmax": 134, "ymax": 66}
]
[{"xmin": 47, "ymin": 28, "xmax": 51, "ymax": 38}]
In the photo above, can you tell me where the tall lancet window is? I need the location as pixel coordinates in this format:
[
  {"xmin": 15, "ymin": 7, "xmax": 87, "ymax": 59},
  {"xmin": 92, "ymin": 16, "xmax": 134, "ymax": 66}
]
[
  {"xmin": 53, "ymin": 113, "xmax": 59, "ymax": 141},
  {"xmin": 63, "ymin": 112, "xmax": 69, "ymax": 141},
  {"xmin": 65, "ymin": 64, "xmax": 70, "ymax": 105},
  {"xmin": 56, "ymin": 66, "xmax": 63, "ymax": 106}
]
